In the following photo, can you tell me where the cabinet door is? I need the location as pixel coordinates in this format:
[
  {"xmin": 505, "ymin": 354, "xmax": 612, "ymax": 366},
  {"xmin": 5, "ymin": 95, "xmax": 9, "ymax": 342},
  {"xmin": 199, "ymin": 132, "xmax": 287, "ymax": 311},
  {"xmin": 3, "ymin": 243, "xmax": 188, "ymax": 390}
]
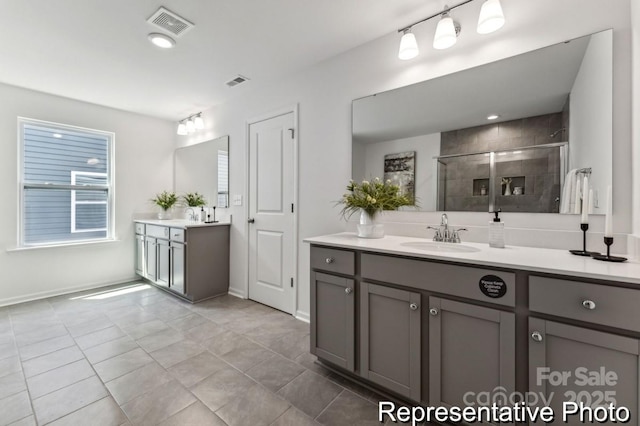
[
  {"xmin": 170, "ymin": 242, "xmax": 185, "ymax": 295},
  {"xmin": 311, "ymin": 272, "xmax": 355, "ymax": 371},
  {"xmin": 156, "ymin": 238, "xmax": 170, "ymax": 287},
  {"xmin": 529, "ymin": 318, "xmax": 639, "ymax": 425},
  {"xmin": 135, "ymin": 234, "xmax": 145, "ymax": 276},
  {"xmin": 361, "ymin": 282, "xmax": 421, "ymax": 401},
  {"xmin": 429, "ymin": 297, "xmax": 515, "ymax": 413},
  {"xmin": 145, "ymin": 237, "xmax": 157, "ymax": 281}
]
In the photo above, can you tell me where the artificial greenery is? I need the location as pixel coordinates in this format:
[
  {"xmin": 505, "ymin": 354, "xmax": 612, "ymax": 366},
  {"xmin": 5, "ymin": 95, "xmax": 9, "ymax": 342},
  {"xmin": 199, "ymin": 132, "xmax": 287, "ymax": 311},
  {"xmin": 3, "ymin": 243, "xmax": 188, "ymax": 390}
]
[
  {"xmin": 338, "ymin": 177, "xmax": 414, "ymax": 219},
  {"xmin": 151, "ymin": 191, "xmax": 178, "ymax": 211},
  {"xmin": 182, "ymin": 192, "xmax": 207, "ymax": 207}
]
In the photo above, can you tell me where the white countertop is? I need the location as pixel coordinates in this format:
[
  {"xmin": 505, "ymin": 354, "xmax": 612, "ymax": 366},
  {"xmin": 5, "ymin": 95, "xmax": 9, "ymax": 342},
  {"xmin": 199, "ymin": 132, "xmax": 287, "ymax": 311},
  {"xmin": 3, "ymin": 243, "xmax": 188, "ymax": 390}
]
[
  {"xmin": 304, "ymin": 233, "xmax": 640, "ymax": 285},
  {"xmin": 135, "ymin": 219, "xmax": 230, "ymax": 229}
]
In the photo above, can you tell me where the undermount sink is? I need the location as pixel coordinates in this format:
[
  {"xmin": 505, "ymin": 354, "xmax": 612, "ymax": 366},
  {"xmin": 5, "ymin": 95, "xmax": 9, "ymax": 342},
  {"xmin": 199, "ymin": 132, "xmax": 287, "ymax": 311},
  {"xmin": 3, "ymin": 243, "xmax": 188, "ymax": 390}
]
[{"xmin": 400, "ymin": 241, "xmax": 481, "ymax": 253}]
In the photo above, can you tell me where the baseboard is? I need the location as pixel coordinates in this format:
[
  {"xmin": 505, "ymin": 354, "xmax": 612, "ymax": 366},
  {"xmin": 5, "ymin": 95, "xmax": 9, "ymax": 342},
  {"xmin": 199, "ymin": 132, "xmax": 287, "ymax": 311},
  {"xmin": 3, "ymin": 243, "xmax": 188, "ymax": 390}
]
[
  {"xmin": 0, "ymin": 276, "xmax": 139, "ymax": 307},
  {"xmin": 295, "ymin": 310, "xmax": 310, "ymax": 323},
  {"xmin": 227, "ymin": 288, "xmax": 247, "ymax": 299}
]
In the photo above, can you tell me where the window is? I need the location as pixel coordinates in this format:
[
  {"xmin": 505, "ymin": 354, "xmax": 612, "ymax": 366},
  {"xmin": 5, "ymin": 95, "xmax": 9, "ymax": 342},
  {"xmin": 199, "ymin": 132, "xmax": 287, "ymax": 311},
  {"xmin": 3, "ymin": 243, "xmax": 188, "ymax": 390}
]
[
  {"xmin": 217, "ymin": 149, "xmax": 229, "ymax": 207},
  {"xmin": 19, "ymin": 118, "xmax": 114, "ymax": 246}
]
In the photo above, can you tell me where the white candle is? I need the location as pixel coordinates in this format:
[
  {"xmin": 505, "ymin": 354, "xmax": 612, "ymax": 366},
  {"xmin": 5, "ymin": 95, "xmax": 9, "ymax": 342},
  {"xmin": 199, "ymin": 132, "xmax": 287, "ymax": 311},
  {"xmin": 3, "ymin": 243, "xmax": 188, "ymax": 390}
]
[
  {"xmin": 588, "ymin": 189, "xmax": 594, "ymax": 214},
  {"xmin": 574, "ymin": 181, "xmax": 581, "ymax": 214},
  {"xmin": 604, "ymin": 185, "xmax": 613, "ymax": 237},
  {"xmin": 581, "ymin": 176, "xmax": 589, "ymax": 224}
]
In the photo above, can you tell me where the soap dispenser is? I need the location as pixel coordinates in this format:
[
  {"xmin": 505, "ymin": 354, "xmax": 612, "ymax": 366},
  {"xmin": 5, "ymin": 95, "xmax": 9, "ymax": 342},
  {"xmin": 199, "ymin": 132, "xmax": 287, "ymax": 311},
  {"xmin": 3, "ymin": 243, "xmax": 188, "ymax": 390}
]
[{"xmin": 489, "ymin": 210, "xmax": 505, "ymax": 248}]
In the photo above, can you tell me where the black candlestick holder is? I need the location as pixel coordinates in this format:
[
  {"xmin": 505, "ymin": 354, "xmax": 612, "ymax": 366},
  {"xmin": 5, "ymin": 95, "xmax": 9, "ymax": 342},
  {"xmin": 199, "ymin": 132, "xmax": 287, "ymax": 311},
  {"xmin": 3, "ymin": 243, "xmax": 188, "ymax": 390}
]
[
  {"xmin": 592, "ymin": 237, "xmax": 627, "ymax": 262},
  {"xmin": 569, "ymin": 223, "xmax": 599, "ymax": 256},
  {"xmin": 204, "ymin": 206, "xmax": 219, "ymax": 223}
]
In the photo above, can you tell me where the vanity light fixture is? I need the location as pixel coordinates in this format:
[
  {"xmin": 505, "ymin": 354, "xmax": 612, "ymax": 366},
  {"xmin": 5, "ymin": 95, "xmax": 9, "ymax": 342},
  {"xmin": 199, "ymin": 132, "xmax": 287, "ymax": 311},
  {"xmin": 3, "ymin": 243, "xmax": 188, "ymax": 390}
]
[
  {"xmin": 148, "ymin": 33, "xmax": 176, "ymax": 49},
  {"xmin": 176, "ymin": 113, "xmax": 205, "ymax": 136},
  {"xmin": 397, "ymin": 0, "xmax": 505, "ymax": 60}
]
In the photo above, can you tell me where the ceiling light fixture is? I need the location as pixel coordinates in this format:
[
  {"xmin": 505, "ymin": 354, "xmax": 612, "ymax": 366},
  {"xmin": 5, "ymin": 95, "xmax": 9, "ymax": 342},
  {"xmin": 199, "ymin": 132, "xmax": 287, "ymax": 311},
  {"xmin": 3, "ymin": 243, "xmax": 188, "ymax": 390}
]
[
  {"xmin": 176, "ymin": 113, "xmax": 205, "ymax": 136},
  {"xmin": 148, "ymin": 33, "xmax": 176, "ymax": 49},
  {"xmin": 397, "ymin": 0, "xmax": 505, "ymax": 59}
]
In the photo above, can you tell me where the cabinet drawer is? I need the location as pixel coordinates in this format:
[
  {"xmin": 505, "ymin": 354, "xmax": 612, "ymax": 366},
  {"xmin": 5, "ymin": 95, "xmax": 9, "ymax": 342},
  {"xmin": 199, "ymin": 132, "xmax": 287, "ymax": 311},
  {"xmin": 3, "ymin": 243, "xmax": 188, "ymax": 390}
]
[
  {"xmin": 170, "ymin": 228, "xmax": 185, "ymax": 242},
  {"xmin": 146, "ymin": 225, "xmax": 170, "ymax": 239},
  {"xmin": 135, "ymin": 223, "xmax": 145, "ymax": 234},
  {"xmin": 529, "ymin": 276, "xmax": 640, "ymax": 332},
  {"xmin": 361, "ymin": 254, "xmax": 515, "ymax": 307},
  {"xmin": 311, "ymin": 246, "xmax": 355, "ymax": 276}
]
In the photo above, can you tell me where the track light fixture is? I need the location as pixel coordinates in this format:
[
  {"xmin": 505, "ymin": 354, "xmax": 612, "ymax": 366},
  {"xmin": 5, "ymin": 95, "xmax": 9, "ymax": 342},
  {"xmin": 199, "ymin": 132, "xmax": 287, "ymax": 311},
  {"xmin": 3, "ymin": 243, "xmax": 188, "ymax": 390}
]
[
  {"xmin": 397, "ymin": 0, "xmax": 505, "ymax": 60},
  {"xmin": 176, "ymin": 112, "xmax": 205, "ymax": 135}
]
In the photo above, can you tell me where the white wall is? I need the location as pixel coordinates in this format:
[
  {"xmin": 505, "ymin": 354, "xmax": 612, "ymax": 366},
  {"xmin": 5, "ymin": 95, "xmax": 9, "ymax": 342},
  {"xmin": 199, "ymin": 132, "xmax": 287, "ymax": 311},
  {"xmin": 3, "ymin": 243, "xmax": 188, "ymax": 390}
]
[
  {"xmin": 0, "ymin": 83, "xmax": 175, "ymax": 306},
  {"xmin": 180, "ymin": 0, "xmax": 632, "ymax": 319},
  {"xmin": 569, "ymin": 30, "xmax": 613, "ymax": 214},
  {"xmin": 354, "ymin": 134, "xmax": 440, "ymax": 212}
]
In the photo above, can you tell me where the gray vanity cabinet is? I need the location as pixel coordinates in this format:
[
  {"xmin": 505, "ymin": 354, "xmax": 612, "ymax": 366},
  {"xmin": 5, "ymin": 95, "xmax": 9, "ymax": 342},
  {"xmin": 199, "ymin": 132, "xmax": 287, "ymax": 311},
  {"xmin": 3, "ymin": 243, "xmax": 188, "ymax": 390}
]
[
  {"xmin": 156, "ymin": 238, "xmax": 171, "ymax": 288},
  {"xmin": 135, "ymin": 234, "xmax": 145, "ymax": 276},
  {"xmin": 360, "ymin": 282, "xmax": 421, "ymax": 401},
  {"xmin": 528, "ymin": 318, "xmax": 639, "ymax": 425},
  {"xmin": 170, "ymin": 242, "xmax": 185, "ymax": 295},
  {"xmin": 145, "ymin": 237, "xmax": 157, "ymax": 282},
  {"xmin": 429, "ymin": 297, "xmax": 515, "ymax": 413}
]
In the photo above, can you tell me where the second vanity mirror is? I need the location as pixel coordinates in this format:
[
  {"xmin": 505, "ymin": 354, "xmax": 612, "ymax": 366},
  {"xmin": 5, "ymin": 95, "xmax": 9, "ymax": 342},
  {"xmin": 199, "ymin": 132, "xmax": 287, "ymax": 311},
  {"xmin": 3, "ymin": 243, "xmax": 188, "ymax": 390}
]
[
  {"xmin": 352, "ymin": 30, "xmax": 612, "ymax": 214},
  {"xmin": 174, "ymin": 135, "xmax": 229, "ymax": 209}
]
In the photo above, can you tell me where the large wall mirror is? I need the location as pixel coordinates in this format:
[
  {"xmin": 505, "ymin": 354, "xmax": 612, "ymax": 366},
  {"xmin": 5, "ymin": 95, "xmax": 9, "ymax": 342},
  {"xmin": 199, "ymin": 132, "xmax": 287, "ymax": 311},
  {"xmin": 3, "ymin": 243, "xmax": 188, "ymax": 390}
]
[
  {"xmin": 174, "ymin": 135, "xmax": 229, "ymax": 208},
  {"xmin": 352, "ymin": 30, "xmax": 612, "ymax": 214}
]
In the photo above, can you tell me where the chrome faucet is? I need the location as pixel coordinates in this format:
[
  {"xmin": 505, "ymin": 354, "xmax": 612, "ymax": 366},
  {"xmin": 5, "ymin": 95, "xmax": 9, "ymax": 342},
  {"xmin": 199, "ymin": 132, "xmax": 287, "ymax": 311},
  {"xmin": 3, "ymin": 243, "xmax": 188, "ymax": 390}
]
[
  {"xmin": 427, "ymin": 213, "xmax": 467, "ymax": 243},
  {"xmin": 185, "ymin": 207, "xmax": 196, "ymax": 222}
]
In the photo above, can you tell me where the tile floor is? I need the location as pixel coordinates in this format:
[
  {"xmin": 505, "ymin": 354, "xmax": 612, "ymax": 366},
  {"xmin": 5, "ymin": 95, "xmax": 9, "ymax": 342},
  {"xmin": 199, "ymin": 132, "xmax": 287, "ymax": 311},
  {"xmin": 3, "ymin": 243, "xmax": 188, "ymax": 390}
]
[{"xmin": 0, "ymin": 282, "xmax": 393, "ymax": 425}]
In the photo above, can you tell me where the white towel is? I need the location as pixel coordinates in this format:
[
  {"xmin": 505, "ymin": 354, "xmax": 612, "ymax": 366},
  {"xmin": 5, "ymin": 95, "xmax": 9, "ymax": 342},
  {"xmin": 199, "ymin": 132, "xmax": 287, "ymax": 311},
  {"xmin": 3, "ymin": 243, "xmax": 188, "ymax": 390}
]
[{"xmin": 560, "ymin": 169, "xmax": 578, "ymax": 214}]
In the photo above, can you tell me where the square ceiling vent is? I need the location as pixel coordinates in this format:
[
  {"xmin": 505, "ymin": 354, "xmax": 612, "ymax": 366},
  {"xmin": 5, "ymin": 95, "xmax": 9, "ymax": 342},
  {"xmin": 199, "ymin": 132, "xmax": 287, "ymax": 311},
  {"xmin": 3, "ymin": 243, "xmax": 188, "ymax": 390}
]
[{"xmin": 147, "ymin": 7, "xmax": 194, "ymax": 37}]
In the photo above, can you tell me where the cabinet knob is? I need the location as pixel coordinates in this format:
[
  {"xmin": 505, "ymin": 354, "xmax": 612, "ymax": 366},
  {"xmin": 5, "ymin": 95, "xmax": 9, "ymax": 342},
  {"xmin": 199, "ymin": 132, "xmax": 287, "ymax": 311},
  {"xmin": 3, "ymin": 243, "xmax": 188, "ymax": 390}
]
[
  {"xmin": 531, "ymin": 331, "xmax": 544, "ymax": 342},
  {"xmin": 582, "ymin": 300, "xmax": 596, "ymax": 310},
  {"xmin": 325, "ymin": 257, "xmax": 335, "ymax": 264},
  {"xmin": 429, "ymin": 307, "xmax": 438, "ymax": 316},
  {"xmin": 410, "ymin": 303, "xmax": 419, "ymax": 311},
  {"xmin": 345, "ymin": 287, "xmax": 353, "ymax": 295}
]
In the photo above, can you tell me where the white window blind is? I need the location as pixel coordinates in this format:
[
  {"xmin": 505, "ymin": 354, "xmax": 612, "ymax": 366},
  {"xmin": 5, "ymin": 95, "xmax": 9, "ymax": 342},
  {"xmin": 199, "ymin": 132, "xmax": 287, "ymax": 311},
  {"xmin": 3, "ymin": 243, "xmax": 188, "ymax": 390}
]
[{"xmin": 217, "ymin": 150, "xmax": 229, "ymax": 207}]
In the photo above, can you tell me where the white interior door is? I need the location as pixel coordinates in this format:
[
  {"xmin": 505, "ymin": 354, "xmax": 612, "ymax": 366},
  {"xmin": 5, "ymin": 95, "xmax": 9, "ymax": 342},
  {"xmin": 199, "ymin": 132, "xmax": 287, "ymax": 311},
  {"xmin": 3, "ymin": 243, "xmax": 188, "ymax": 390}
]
[{"xmin": 248, "ymin": 111, "xmax": 295, "ymax": 314}]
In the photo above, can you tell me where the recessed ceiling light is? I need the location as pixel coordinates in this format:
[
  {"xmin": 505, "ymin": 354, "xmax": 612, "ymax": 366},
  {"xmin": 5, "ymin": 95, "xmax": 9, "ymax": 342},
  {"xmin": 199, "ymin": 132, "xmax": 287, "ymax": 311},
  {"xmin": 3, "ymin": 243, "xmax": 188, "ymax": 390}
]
[
  {"xmin": 52, "ymin": 133, "xmax": 62, "ymax": 138},
  {"xmin": 148, "ymin": 33, "xmax": 175, "ymax": 49},
  {"xmin": 487, "ymin": 114, "xmax": 500, "ymax": 120}
]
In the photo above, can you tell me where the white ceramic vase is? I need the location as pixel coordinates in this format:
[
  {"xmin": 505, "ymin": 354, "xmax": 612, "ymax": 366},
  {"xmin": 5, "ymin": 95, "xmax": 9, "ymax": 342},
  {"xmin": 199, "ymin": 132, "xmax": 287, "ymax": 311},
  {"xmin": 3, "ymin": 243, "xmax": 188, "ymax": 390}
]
[
  {"xmin": 157, "ymin": 209, "xmax": 172, "ymax": 220},
  {"xmin": 357, "ymin": 210, "xmax": 385, "ymax": 239}
]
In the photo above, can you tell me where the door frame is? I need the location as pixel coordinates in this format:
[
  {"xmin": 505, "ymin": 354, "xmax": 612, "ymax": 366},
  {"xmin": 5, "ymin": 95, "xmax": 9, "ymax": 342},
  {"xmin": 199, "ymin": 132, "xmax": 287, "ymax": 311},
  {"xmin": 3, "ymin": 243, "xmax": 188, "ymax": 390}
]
[{"xmin": 244, "ymin": 104, "xmax": 299, "ymax": 317}]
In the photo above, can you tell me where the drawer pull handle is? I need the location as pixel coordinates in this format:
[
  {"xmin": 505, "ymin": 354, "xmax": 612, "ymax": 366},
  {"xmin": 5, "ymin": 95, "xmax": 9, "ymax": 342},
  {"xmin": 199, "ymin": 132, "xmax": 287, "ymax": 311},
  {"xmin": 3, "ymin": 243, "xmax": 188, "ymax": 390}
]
[
  {"xmin": 429, "ymin": 308, "xmax": 438, "ymax": 316},
  {"xmin": 173, "ymin": 234, "xmax": 181, "ymax": 237},
  {"xmin": 531, "ymin": 331, "xmax": 544, "ymax": 342},
  {"xmin": 325, "ymin": 257, "xmax": 335, "ymax": 264},
  {"xmin": 410, "ymin": 303, "xmax": 419, "ymax": 311},
  {"xmin": 345, "ymin": 287, "xmax": 353, "ymax": 295},
  {"xmin": 582, "ymin": 300, "xmax": 596, "ymax": 310}
]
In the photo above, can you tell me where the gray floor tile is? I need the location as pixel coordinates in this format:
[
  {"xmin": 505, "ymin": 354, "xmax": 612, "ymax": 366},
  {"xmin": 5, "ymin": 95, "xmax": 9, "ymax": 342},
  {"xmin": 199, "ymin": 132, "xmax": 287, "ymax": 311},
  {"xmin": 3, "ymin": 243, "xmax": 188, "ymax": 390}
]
[
  {"xmin": 22, "ymin": 346, "xmax": 84, "ymax": 378},
  {"xmin": 136, "ymin": 328, "xmax": 184, "ymax": 353},
  {"xmin": 203, "ymin": 329, "xmax": 249, "ymax": 356},
  {"xmin": 143, "ymin": 302, "xmax": 192, "ymax": 322},
  {"xmin": 168, "ymin": 351, "xmax": 228, "ymax": 388},
  {"xmin": 316, "ymin": 390, "xmax": 380, "ymax": 426},
  {"xmin": 82, "ymin": 336, "xmax": 139, "ymax": 365},
  {"xmin": 0, "ymin": 371, "xmax": 26, "ymax": 400},
  {"xmin": 219, "ymin": 341, "xmax": 275, "ymax": 372},
  {"xmin": 0, "ymin": 342, "xmax": 18, "ymax": 361},
  {"xmin": 326, "ymin": 373, "xmax": 375, "ymax": 401},
  {"xmin": 6, "ymin": 415, "xmax": 36, "ymax": 426},
  {"xmin": 277, "ymin": 370, "xmax": 343, "ymax": 418},
  {"xmin": 106, "ymin": 362, "xmax": 172, "ymax": 405},
  {"xmin": 190, "ymin": 367, "xmax": 254, "ymax": 412},
  {"xmin": 122, "ymin": 319, "xmax": 169, "ymax": 340},
  {"xmin": 75, "ymin": 326, "xmax": 126, "ymax": 350},
  {"xmin": 272, "ymin": 407, "xmax": 319, "ymax": 426},
  {"xmin": 246, "ymin": 354, "xmax": 305, "ymax": 392},
  {"xmin": 168, "ymin": 313, "xmax": 210, "ymax": 332},
  {"xmin": 0, "ymin": 391, "xmax": 32, "ymax": 426},
  {"xmin": 158, "ymin": 401, "xmax": 226, "ymax": 426},
  {"xmin": 149, "ymin": 339, "xmax": 204, "ymax": 368},
  {"xmin": 94, "ymin": 348, "xmax": 154, "ymax": 382},
  {"xmin": 46, "ymin": 396, "xmax": 127, "ymax": 426},
  {"xmin": 14, "ymin": 324, "xmax": 68, "ymax": 348},
  {"xmin": 183, "ymin": 321, "xmax": 225, "ymax": 342},
  {"xmin": 294, "ymin": 352, "xmax": 331, "ymax": 377},
  {"xmin": 66, "ymin": 315, "xmax": 114, "ymax": 337},
  {"xmin": 217, "ymin": 383, "xmax": 290, "ymax": 426},
  {"xmin": 18, "ymin": 334, "xmax": 75, "ymax": 361},
  {"xmin": 120, "ymin": 379, "xmax": 196, "ymax": 425},
  {"xmin": 32, "ymin": 375, "xmax": 108, "ymax": 424},
  {"xmin": 26, "ymin": 359, "xmax": 94, "ymax": 399},
  {"xmin": 108, "ymin": 308, "xmax": 157, "ymax": 329},
  {"xmin": 0, "ymin": 356, "xmax": 21, "ymax": 379}
]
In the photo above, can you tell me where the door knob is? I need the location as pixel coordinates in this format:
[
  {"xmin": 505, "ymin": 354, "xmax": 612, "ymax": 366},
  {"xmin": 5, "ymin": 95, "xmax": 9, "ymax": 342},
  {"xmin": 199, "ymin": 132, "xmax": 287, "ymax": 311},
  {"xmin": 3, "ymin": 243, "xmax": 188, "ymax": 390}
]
[
  {"xmin": 247, "ymin": 218, "xmax": 255, "ymax": 223},
  {"xmin": 531, "ymin": 331, "xmax": 544, "ymax": 342}
]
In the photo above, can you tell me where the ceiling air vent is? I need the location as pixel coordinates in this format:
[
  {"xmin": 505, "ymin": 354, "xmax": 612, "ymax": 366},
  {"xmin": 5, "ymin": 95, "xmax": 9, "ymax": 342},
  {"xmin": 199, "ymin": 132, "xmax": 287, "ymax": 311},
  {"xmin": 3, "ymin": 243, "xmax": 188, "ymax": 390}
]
[
  {"xmin": 226, "ymin": 75, "xmax": 250, "ymax": 88},
  {"xmin": 147, "ymin": 7, "xmax": 194, "ymax": 38}
]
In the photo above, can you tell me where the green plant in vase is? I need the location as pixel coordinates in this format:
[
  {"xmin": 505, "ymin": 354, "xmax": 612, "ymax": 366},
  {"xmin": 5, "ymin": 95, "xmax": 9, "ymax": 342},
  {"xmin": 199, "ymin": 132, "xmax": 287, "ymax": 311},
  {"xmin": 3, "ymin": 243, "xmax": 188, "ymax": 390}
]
[
  {"xmin": 182, "ymin": 192, "xmax": 207, "ymax": 207},
  {"xmin": 151, "ymin": 190, "xmax": 178, "ymax": 219}
]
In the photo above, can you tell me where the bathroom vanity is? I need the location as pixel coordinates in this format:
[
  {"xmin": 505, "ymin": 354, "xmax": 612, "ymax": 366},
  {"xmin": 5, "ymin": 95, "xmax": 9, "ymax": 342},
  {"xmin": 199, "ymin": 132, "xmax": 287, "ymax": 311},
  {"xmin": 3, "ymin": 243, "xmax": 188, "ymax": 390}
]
[
  {"xmin": 135, "ymin": 219, "xmax": 229, "ymax": 302},
  {"xmin": 306, "ymin": 233, "xmax": 640, "ymax": 422}
]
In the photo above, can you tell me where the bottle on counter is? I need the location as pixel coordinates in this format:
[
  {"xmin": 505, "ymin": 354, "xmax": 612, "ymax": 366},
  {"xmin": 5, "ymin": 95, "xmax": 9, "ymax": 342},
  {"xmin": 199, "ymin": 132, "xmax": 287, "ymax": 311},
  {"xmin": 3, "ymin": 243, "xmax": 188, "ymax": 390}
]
[
  {"xmin": 200, "ymin": 207, "xmax": 206, "ymax": 222},
  {"xmin": 489, "ymin": 210, "xmax": 505, "ymax": 248}
]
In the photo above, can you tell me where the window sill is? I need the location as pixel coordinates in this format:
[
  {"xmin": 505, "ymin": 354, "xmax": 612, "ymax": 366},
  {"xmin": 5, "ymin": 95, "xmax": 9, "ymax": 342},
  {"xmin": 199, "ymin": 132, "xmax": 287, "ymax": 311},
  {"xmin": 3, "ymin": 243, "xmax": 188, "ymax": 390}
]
[{"xmin": 7, "ymin": 238, "xmax": 120, "ymax": 252}]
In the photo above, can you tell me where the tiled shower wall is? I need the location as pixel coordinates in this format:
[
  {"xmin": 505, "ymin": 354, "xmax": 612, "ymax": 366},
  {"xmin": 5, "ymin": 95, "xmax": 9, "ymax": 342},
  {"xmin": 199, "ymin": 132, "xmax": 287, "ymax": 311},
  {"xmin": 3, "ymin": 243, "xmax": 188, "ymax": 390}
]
[{"xmin": 439, "ymin": 112, "xmax": 566, "ymax": 213}]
